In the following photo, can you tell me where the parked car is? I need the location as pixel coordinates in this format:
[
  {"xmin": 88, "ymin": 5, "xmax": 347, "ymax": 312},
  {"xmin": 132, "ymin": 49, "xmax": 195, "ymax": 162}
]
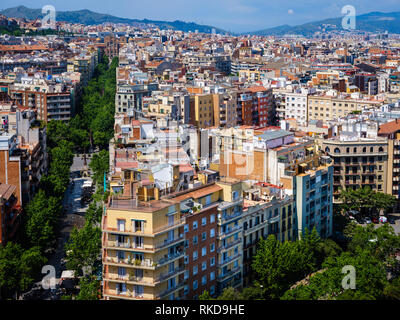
[
  {"xmin": 388, "ymin": 217, "xmax": 396, "ymax": 224},
  {"xmin": 364, "ymin": 217, "xmax": 372, "ymax": 224},
  {"xmin": 372, "ymin": 217, "xmax": 379, "ymax": 224}
]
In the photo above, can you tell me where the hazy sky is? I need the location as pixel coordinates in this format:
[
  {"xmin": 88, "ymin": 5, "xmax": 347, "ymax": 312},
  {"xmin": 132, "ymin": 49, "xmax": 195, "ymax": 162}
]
[{"xmin": 1, "ymin": 0, "xmax": 400, "ymax": 32}]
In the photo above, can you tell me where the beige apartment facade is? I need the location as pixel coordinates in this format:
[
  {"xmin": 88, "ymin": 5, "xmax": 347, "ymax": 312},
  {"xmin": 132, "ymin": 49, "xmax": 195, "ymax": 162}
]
[{"xmin": 322, "ymin": 138, "xmax": 389, "ymax": 203}]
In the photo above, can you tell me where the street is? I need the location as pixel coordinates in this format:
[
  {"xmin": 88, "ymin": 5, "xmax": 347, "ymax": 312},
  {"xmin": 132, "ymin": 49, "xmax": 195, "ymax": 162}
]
[{"xmin": 21, "ymin": 154, "xmax": 93, "ymax": 300}]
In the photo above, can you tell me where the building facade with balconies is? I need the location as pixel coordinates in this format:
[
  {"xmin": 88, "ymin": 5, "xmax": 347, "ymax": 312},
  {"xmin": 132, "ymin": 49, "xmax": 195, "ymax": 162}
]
[{"xmin": 321, "ymin": 137, "xmax": 389, "ymax": 203}]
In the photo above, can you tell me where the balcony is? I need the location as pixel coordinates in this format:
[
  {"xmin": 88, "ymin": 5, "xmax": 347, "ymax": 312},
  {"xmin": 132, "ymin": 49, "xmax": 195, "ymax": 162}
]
[
  {"xmin": 104, "ymin": 240, "xmax": 155, "ymax": 252},
  {"xmin": 153, "ymin": 218, "xmax": 185, "ymax": 236},
  {"xmin": 156, "ymin": 280, "xmax": 186, "ymax": 299},
  {"xmin": 103, "ymin": 289, "xmax": 147, "ymax": 300},
  {"xmin": 105, "ymin": 274, "xmax": 154, "ymax": 286},
  {"xmin": 218, "ymin": 224, "xmax": 242, "ymax": 239},
  {"xmin": 156, "ymin": 251, "xmax": 184, "ymax": 267},
  {"xmin": 217, "ymin": 266, "xmax": 241, "ymax": 280},
  {"xmin": 154, "ymin": 234, "xmax": 184, "ymax": 251},
  {"xmin": 219, "ymin": 210, "xmax": 242, "ymax": 224},
  {"xmin": 154, "ymin": 265, "xmax": 185, "ymax": 284},
  {"xmin": 218, "ymin": 253, "xmax": 242, "ymax": 267},
  {"xmin": 218, "ymin": 238, "xmax": 242, "ymax": 253},
  {"xmin": 103, "ymin": 256, "xmax": 156, "ymax": 269}
]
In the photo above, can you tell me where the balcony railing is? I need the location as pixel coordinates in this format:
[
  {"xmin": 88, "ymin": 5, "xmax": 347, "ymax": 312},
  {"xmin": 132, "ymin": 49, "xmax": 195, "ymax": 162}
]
[
  {"xmin": 103, "ymin": 256, "xmax": 155, "ymax": 268},
  {"xmin": 156, "ymin": 251, "xmax": 184, "ymax": 267},
  {"xmin": 217, "ymin": 238, "xmax": 242, "ymax": 253},
  {"xmin": 219, "ymin": 253, "xmax": 242, "ymax": 267},
  {"xmin": 219, "ymin": 209, "xmax": 242, "ymax": 223},
  {"xmin": 156, "ymin": 281, "xmax": 186, "ymax": 298},
  {"xmin": 153, "ymin": 218, "xmax": 185, "ymax": 236},
  {"xmin": 217, "ymin": 266, "xmax": 241, "ymax": 280},
  {"xmin": 218, "ymin": 224, "xmax": 242, "ymax": 238},
  {"xmin": 155, "ymin": 235, "xmax": 184, "ymax": 250},
  {"xmin": 155, "ymin": 265, "xmax": 185, "ymax": 283},
  {"xmin": 104, "ymin": 241, "xmax": 154, "ymax": 252}
]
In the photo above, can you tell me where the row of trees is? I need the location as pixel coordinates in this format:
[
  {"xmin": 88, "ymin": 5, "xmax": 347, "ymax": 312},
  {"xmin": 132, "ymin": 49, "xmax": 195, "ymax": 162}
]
[
  {"xmin": 201, "ymin": 224, "xmax": 400, "ymax": 300},
  {"xmin": 0, "ymin": 121, "xmax": 74, "ymax": 299},
  {"xmin": 60, "ymin": 56, "xmax": 117, "ymax": 300},
  {"xmin": 0, "ymin": 55, "xmax": 116, "ymax": 299},
  {"xmin": 339, "ymin": 186, "xmax": 396, "ymax": 215}
]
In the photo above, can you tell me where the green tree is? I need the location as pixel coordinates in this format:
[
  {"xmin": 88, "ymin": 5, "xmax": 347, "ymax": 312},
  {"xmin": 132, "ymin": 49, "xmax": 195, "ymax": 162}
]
[
  {"xmin": 89, "ymin": 150, "xmax": 109, "ymax": 185},
  {"xmin": 199, "ymin": 290, "xmax": 214, "ymax": 300},
  {"xmin": 252, "ymin": 235, "xmax": 316, "ymax": 299},
  {"xmin": 0, "ymin": 243, "xmax": 46, "ymax": 298},
  {"xmin": 76, "ymin": 276, "xmax": 101, "ymax": 300},
  {"xmin": 217, "ymin": 287, "xmax": 242, "ymax": 300},
  {"xmin": 241, "ymin": 285, "xmax": 264, "ymax": 300},
  {"xmin": 65, "ymin": 222, "xmax": 101, "ymax": 277}
]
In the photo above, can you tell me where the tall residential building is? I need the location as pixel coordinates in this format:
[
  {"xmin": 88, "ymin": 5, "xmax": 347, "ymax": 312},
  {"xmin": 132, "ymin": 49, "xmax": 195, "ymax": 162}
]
[
  {"xmin": 378, "ymin": 119, "xmax": 400, "ymax": 208},
  {"xmin": 322, "ymin": 137, "xmax": 389, "ymax": 203},
  {"xmin": 242, "ymin": 184, "xmax": 295, "ymax": 286},
  {"xmin": 0, "ymin": 183, "xmax": 22, "ymax": 245},
  {"xmin": 189, "ymin": 94, "xmax": 215, "ymax": 129},
  {"xmin": 237, "ymin": 86, "xmax": 274, "ymax": 127},
  {"xmin": 102, "ymin": 179, "xmax": 244, "ymax": 300},
  {"xmin": 284, "ymin": 155, "xmax": 334, "ymax": 238},
  {"xmin": 215, "ymin": 178, "xmax": 244, "ymax": 295},
  {"xmin": 102, "ymin": 185, "xmax": 186, "ymax": 300}
]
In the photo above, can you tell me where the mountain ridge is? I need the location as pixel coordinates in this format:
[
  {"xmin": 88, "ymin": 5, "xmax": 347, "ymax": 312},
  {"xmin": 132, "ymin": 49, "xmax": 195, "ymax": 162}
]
[
  {"xmin": 0, "ymin": 5, "xmax": 228, "ymax": 34},
  {"xmin": 248, "ymin": 11, "xmax": 400, "ymax": 36}
]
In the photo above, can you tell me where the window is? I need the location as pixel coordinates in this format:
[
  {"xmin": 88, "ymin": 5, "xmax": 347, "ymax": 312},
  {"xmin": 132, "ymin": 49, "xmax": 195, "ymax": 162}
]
[
  {"xmin": 193, "ymin": 265, "xmax": 198, "ymax": 276},
  {"xmin": 193, "ymin": 280, "xmax": 198, "ymax": 290},
  {"xmin": 202, "ymin": 217, "xmax": 207, "ymax": 226},
  {"xmin": 202, "ymin": 247, "xmax": 207, "ymax": 257},
  {"xmin": 184, "ymin": 224, "xmax": 189, "ymax": 233},
  {"xmin": 210, "ymin": 214, "xmax": 215, "ymax": 223},
  {"xmin": 210, "ymin": 228, "xmax": 215, "ymax": 237},
  {"xmin": 201, "ymin": 275, "xmax": 207, "ymax": 286},
  {"xmin": 184, "ymin": 255, "xmax": 189, "ymax": 264},
  {"xmin": 193, "ymin": 221, "xmax": 198, "ymax": 230},
  {"xmin": 210, "ymin": 285, "xmax": 215, "ymax": 295},
  {"xmin": 193, "ymin": 236, "xmax": 198, "ymax": 245},
  {"xmin": 184, "ymin": 270, "xmax": 189, "ymax": 280},
  {"xmin": 202, "ymin": 232, "xmax": 207, "ymax": 241},
  {"xmin": 210, "ymin": 243, "xmax": 215, "ymax": 252},
  {"xmin": 193, "ymin": 251, "xmax": 198, "ymax": 261},
  {"xmin": 202, "ymin": 261, "xmax": 207, "ymax": 271},
  {"xmin": 210, "ymin": 257, "xmax": 215, "ymax": 266},
  {"xmin": 210, "ymin": 271, "xmax": 215, "ymax": 281}
]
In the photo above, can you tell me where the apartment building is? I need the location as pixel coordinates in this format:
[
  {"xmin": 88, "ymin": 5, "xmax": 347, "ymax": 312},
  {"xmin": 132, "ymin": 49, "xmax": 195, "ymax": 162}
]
[
  {"xmin": 241, "ymin": 184, "xmax": 295, "ymax": 286},
  {"xmin": 178, "ymin": 185, "xmax": 221, "ymax": 299},
  {"xmin": 283, "ymin": 155, "xmax": 333, "ymax": 238},
  {"xmin": 378, "ymin": 120, "xmax": 400, "ymax": 206},
  {"xmin": 218, "ymin": 127, "xmax": 315, "ymax": 186},
  {"xmin": 115, "ymin": 83, "xmax": 159, "ymax": 114},
  {"xmin": 102, "ymin": 179, "xmax": 244, "ymax": 300},
  {"xmin": 102, "ymin": 187, "xmax": 186, "ymax": 300},
  {"xmin": 215, "ymin": 178, "xmax": 243, "ymax": 295},
  {"xmin": 9, "ymin": 81, "xmax": 75, "ymax": 122},
  {"xmin": 189, "ymin": 94, "xmax": 214, "ymax": 129},
  {"xmin": 237, "ymin": 86, "xmax": 274, "ymax": 127},
  {"xmin": 308, "ymin": 91, "xmax": 383, "ymax": 122},
  {"xmin": 322, "ymin": 137, "xmax": 389, "ymax": 203},
  {"xmin": 212, "ymin": 93, "xmax": 237, "ymax": 128},
  {"xmin": 0, "ymin": 183, "xmax": 22, "ymax": 245},
  {"xmin": 285, "ymin": 90, "xmax": 308, "ymax": 125}
]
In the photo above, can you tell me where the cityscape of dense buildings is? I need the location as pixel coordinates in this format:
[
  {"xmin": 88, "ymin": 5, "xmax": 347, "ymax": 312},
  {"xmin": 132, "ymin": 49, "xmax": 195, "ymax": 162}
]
[{"xmin": 0, "ymin": 8, "xmax": 400, "ymax": 302}]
